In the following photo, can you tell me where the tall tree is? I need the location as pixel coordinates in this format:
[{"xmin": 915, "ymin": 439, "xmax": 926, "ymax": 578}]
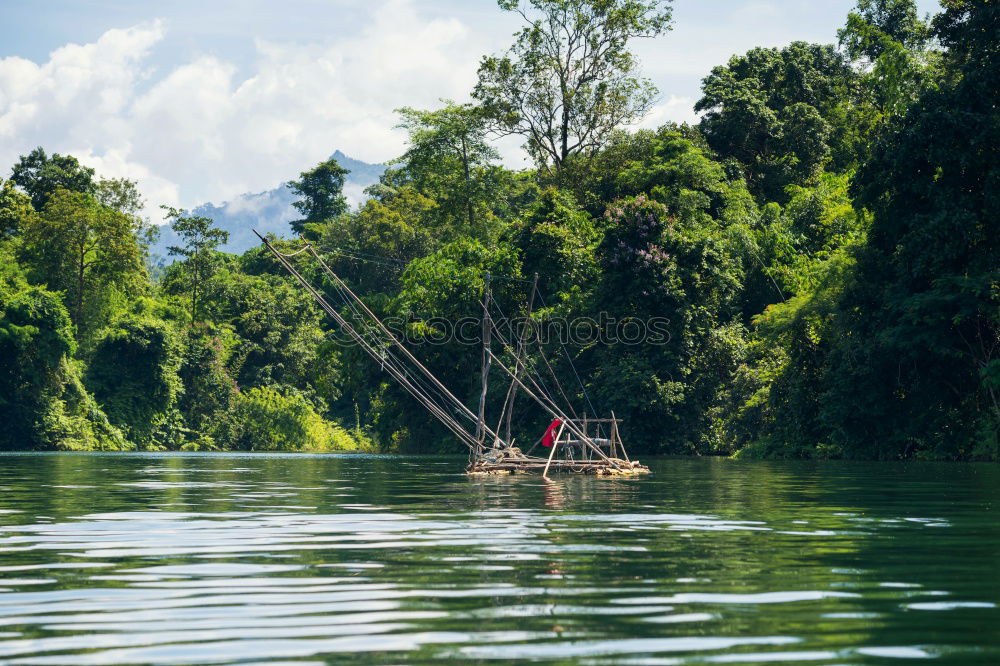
[
  {"xmin": 474, "ymin": 0, "xmax": 673, "ymax": 173},
  {"xmin": 10, "ymin": 147, "xmax": 96, "ymax": 211},
  {"xmin": 20, "ymin": 189, "xmax": 143, "ymax": 333},
  {"xmin": 315, "ymin": 187, "xmax": 438, "ymax": 297},
  {"xmin": 838, "ymin": 0, "xmax": 930, "ymax": 62},
  {"xmin": 695, "ymin": 42, "xmax": 857, "ymax": 201},
  {"xmin": 513, "ymin": 187, "xmax": 598, "ymax": 299},
  {"xmin": 823, "ymin": 0, "xmax": 1000, "ymax": 458},
  {"xmin": 287, "ymin": 157, "xmax": 350, "ymax": 234},
  {"xmin": 164, "ymin": 208, "xmax": 229, "ymax": 325},
  {"xmin": 95, "ymin": 177, "xmax": 144, "ymax": 216},
  {"xmin": 839, "ymin": 0, "xmax": 938, "ymax": 122},
  {"xmin": 392, "ymin": 103, "xmax": 500, "ymax": 229},
  {"xmin": 96, "ymin": 177, "xmax": 157, "ymax": 256}
]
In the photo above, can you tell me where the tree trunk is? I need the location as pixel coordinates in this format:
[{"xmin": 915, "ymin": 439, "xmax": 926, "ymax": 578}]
[
  {"xmin": 559, "ymin": 95, "xmax": 571, "ymax": 170},
  {"xmin": 191, "ymin": 263, "xmax": 199, "ymax": 325},
  {"xmin": 461, "ymin": 137, "xmax": 474, "ymax": 227},
  {"xmin": 76, "ymin": 244, "xmax": 85, "ymax": 331},
  {"xmin": 191, "ymin": 285, "xmax": 198, "ymax": 326}
]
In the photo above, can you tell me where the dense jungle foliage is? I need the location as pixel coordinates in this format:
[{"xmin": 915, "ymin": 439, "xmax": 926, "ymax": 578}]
[{"xmin": 0, "ymin": 0, "xmax": 996, "ymax": 459}]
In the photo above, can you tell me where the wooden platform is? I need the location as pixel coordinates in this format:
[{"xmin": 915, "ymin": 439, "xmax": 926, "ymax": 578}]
[{"xmin": 467, "ymin": 446, "xmax": 650, "ymax": 477}]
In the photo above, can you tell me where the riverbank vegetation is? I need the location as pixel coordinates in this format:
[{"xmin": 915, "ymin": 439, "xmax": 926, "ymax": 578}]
[{"xmin": 0, "ymin": 0, "xmax": 996, "ymax": 459}]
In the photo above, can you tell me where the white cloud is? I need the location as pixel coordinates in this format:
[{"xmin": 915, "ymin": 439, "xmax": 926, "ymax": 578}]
[
  {"xmin": 0, "ymin": 21, "xmax": 163, "ymax": 146},
  {"xmin": 639, "ymin": 95, "xmax": 701, "ymax": 129},
  {"xmin": 0, "ymin": 1, "xmax": 486, "ymax": 219},
  {"xmin": 2, "ymin": 0, "xmax": 908, "ymax": 220},
  {"xmin": 74, "ymin": 147, "xmax": 181, "ymax": 216}
]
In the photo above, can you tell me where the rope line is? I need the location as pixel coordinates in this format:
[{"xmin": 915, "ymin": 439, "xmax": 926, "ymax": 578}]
[
  {"xmin": 297, "ymin": 241, "xmax": 535, "ymax": 284},
  {"xmin": 478, "ymin": 297, "xmax": 560, "ymax": 415},
  {"xmin": 273, "ymin": 245, "xmax": 313, "ymax": 258},
  {"xmin": 305, "ymin": 242, "xmax": 507, "ymax": 444},
  {"xmin": 258, "ymin": 233, "xmax": 480, "ymax": 450},
  {"xmin": 534, "ymin": 288, "xmax": 601, "ymax": 422},
  {"xmin": 257, "ymin": 234, "xmax": 615, "ymax": 459}
]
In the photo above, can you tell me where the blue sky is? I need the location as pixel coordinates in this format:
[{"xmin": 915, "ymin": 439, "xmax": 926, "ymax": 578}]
[{"xmin": 0, "ymin": 0, "xmax": 941, "ymax": 213}]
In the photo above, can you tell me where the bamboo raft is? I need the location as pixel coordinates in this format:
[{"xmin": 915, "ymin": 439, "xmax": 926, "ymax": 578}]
[
  {"xmin": 468, "ymin": 415, "xmax": 649, "ymax": 477},
  {"xmin": 256, "ymin": 231, "xmax": 650, "ymax": 479}
]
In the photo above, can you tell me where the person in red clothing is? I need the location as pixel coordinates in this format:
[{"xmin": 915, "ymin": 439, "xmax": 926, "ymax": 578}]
[{"xmin": 541, "ymin": 418, "xmax": 561, "ymax": 447}]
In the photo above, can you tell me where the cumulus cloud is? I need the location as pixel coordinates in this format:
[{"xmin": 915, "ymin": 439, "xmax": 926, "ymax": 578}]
[
  {"xmin": 3, "ymin": 0, "xmax": 928, "ymax": 220},
  {"xmin": 0, "ymin": 0, "xmax": 486, "ymax": 218},
  {"xmin": 0, "ymin": 21, "xmax": 164, "ymax": 187}
]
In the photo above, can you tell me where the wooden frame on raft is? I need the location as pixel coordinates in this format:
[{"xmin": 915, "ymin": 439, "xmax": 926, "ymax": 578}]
[
  {"xmin": 467, "ymin": 409, "xmax": 649, "ymax": 479},
  {"xmin": 254, "ymin": 231, "xmax": 649, "ymax": 479}
]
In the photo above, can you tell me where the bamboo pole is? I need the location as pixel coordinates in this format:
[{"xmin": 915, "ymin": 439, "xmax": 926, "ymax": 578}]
[
  {"xmin": 488, "ymin": 349, "xmax": 621, "ymax": 468},
  {"xmin": 302, "ymin": 240, "xmax": 507, "ymax": 447},
  {"xmin": 542, "ymin": 422, "xmax": 565, "ymax": 479},
  {"xmin": 475, "ymin": 272, "xmax": 492, "ymax": 453},
  {"xmin": 257, "ymin": 232, "xmax": 479, "ymax": 449},
  {"xmin": 496, "ymin": 273, "xmax": 539, "ymax": 446},
  {"xmin": 610, "ymin": 411, "xmax": 617, "ymax": 459}
]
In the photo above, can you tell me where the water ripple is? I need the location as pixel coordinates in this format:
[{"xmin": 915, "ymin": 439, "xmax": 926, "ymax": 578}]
[{"xmin": 0, "ymin": 453, "xmax": 997, "ymax": 664}]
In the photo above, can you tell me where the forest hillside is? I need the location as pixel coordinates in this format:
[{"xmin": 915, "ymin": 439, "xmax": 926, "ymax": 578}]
[{"xmin": 1, "ymin": 0, "xmax": 996, "ymax": 460}]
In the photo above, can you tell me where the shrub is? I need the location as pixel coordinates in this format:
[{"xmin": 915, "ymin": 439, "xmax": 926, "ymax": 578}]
[{"xmin": 227, "ymin": 386, "xmax": 367, "ymax": 452}]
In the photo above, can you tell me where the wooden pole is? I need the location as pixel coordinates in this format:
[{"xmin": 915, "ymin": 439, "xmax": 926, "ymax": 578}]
[
  {"xmin": 475, "ymin": 273, "xmax": 492, "ymax": 453},
  {"xmin": 542, "ymin": 422, "xmax": 565, "ymax": 479},
  {"xmin": 612, "ymin": 411, "xmax": 630, "ymax": 462},
  {"xmin": 302, "ymin": 240, "xmax": 507, "ymax": 446},
  {"xmin": 610, "ymin": 412, "xmax": 617, "ymax": 459},
  {"xmin": 497, "ymin": 273, "xmax": 539, "ymax": 446},
  {"xmin": 489, "ymin": 350, "xmax": 620, "ymax": 467}
]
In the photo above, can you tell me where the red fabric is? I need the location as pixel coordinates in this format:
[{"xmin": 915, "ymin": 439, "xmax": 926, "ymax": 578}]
[{"xmin": 541, "ymin": 418, "xmax": 562, "ymax": 448}]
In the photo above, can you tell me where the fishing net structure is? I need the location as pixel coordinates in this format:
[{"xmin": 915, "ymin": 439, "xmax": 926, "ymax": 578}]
[{"xmin": 256, "ymin": 231, "xmax": 649, "ymax": 478}]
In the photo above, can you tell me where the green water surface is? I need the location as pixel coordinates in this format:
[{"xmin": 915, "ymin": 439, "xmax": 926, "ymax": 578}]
[{"xmin": 0, "ymin": 453, "xmax": 997, "ymax": 664}]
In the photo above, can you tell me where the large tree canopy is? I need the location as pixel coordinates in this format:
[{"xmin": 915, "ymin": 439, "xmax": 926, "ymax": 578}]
[
  {"xmin": 695, "ymin": 42, "xmax": 856, "ymax": 202},
  {"xmin": 287, "ymin": 157, "xmax": 350, "ymax": 234},
  {"xmin": 11, "ymin": 147, "xmax": 96, "ymax": 211},
  {"xmin": 19, "ymin": 189, "xmax": 144, "ymax": 334},
  {"xmin": 390, "ymin": 103, "xmax": 501, "ymax": 231},
  {"xmin": 0, "ymin": 179, "xmax": 32, "ymax": 240},
  {"xmin": 839, "ymin": 0, "xmax": 931, "ymax": 61},
  {"xmin": 474, "ymin": 0, "xmax": 673, "ymax": 173}
]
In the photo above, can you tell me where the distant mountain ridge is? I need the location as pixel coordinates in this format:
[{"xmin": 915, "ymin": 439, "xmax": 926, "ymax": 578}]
[{"xmin": 151, "ymin": 150, "xmax": 385, "ymax": 259}]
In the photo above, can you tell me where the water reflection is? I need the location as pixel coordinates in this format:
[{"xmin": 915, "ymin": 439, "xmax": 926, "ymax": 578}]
[{"xmin": 0, "ymin": 453, "xmax": 997, "ymax": 664}]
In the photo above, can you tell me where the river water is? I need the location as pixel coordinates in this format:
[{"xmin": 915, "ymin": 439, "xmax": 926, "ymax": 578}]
[{"xmin": 0, "ymin": 453, "xmax": 997, "ymax": 665}]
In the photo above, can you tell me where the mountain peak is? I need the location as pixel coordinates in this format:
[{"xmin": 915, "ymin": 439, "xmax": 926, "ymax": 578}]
[
  {"xmin": 327, "ymin": 150, "xmax": 386, "ymax": 182},
  {"xmin": 151, "ymin": 151, "xmax": 386, "ymax": 259}
]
